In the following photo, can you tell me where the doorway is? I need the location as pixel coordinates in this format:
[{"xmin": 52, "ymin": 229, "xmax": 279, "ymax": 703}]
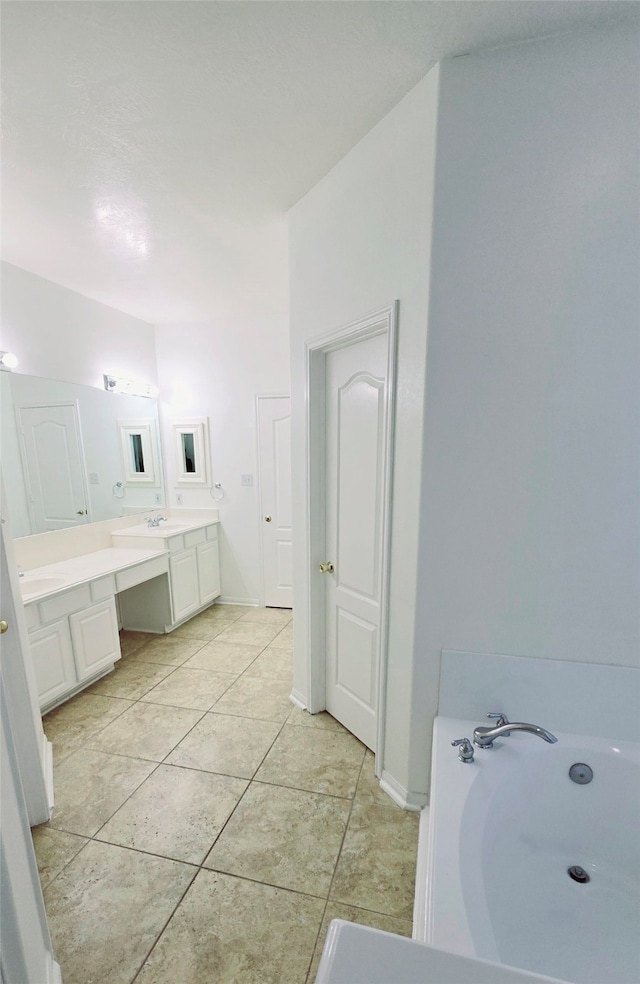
[
  {"xmin": 256, "ymin": 396, "xmax": 293, "ymax": 609},
  {"xmin": 306, "ymin": 304, "xmax": 397, "ymax": 756}
]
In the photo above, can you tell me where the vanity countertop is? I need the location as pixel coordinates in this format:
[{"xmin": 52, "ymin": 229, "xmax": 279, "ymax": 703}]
[
  {"xmin": 19, "ymin": 546, "xmax": 169, "ymax": 603},
  {"xmin": 111, "ymin": 516, "xmax": 220, "ymax": 538}
]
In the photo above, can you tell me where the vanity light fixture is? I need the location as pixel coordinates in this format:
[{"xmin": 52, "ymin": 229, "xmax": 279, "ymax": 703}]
[
  {"xmin": 0, "ymin": 351, "xmax": 18, "ymax": 370},
  {"xmin": 103, "ymin": 374, "xmax": 159, "ymax": 399}
]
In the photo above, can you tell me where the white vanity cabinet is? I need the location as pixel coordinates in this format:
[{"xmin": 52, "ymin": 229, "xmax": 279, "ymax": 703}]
[
  {"xmin": 113, "ymin": 521, "xmax": 221, "ymax": 632},
  {"xmin": 27, "ymin": 594, "xmax": 120, "ymax": 712},
  {"xmin": 169, "ymin": 527, "xmax": 221, "ymax": 622}
]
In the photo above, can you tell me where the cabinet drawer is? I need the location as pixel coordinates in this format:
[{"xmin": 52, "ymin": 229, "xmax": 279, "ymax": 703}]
[
  {"xmin": 206, "ymin": 523, "xmax": 219, "ymax": 541},
  {"xmin": 24, "ymin": 603, "xmax": 39, "ymax": 632},
  {"xmin": 184, "ymin": 527, "xmax": 206, "ymax": 549},
  {"xmin": 39, "ymin": 584, "xmax": 92, "ymax": 624},
  {"xmin": 91, "ymin": 574, "xmax": 116, "ymax": 602},
  {"xmin": 115, "ymin": 555, "xmax": 168, "ymax": 592},
  {"xmin": 167, "ymin": 534, "xmax": 185, "ymax": 554}
]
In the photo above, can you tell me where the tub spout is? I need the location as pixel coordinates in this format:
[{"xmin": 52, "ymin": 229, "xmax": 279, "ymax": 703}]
[{"xmin": 473, "ymin": 721, "xmax": 557, "ymax": 748}]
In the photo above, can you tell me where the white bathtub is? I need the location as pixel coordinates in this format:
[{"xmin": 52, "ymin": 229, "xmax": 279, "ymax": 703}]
[{"xmin": 414, "ymin": 716, "xmax": 640, "ymax": 984}]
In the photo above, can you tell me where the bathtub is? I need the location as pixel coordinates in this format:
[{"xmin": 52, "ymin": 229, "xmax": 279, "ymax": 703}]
[{"xmin": 414, "ymin": 716, "xmax": 640, "ymax": 984}]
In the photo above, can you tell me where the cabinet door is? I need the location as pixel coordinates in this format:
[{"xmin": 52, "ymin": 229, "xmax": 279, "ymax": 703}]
[
  {"xmin": 28, "ymin": 618, "xmax": 76, "ymax": 709},
  {"xmin": 169, "ymin": 549, "xmax": 200, "ymax": 622},
  {"xmin": 69, "ymin": 599, "xmax": 121, "ymax": 682},
  {"xmin": 197, "ymin": 538, "xmax": 221, "ymax": 606}
]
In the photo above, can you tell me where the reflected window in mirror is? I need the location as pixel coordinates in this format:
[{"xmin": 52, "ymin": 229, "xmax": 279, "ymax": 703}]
[{"xmin": 118, "ymin": 419, "xmax": 159, "ymax": 485}]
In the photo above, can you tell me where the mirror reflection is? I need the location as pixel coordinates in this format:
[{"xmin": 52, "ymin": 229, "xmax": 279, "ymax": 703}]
[{"xmin": 1, "ymin": 371, "xmax": 165, "ymax": 537}]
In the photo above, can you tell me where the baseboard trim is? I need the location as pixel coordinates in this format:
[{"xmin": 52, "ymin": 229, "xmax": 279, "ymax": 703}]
[
  {"xmin": 42, "ymin": 734, "xmax": 54, "ymax": 817},
  {"xmin": 412, "ymin": 803, "xmax": 432, "ymax": 940},
  {"xmin": 289, "ymin": 689, "xmax": 307, "ymax": 710},
  {"xmin": 49, "ymin": 954, "xmax": 63, "ymax": 984},
  {"xmin": 379, "ymin": 770, "xmax": 428, "ymax": 812}
]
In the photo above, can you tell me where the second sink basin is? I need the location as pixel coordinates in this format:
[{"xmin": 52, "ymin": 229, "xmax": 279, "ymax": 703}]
[{"xmin": 20, "ymin": 574, "xmax": 69, "ymax": 597}]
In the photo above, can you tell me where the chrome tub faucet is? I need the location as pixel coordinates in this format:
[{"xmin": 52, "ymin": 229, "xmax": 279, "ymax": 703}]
[{"xmin": 473, "ymin": 712, "xmax": 557, "ymax": 748}]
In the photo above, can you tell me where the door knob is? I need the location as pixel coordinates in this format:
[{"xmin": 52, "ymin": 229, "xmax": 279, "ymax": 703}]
[
  {"xmin": 319, "ymin": 562, "xmax": 334, "ymax": 574},
  {"xmin": 0, "ymin": 620, "xmax": 8, "ymax": 634},
  {"xmin": 76, "ymin": 510, "xmax": 86, "ymax": 515},
  {"xmin": 264, "ymin": 515, "xmax": 272, "ymax": 523}
]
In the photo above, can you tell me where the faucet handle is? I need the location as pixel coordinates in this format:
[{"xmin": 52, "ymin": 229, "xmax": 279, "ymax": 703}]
[
  {"xmin": 487, "ymin": 712, "xmax": 510, "ymax": 727},
  {"xmin": 451, "ymin": 738, "xmax": 474, "ymax": 763}
]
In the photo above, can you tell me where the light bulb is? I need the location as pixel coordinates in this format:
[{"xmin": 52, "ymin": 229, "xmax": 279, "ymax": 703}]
[{"xmin": 0, "ymin": 352, "xmax": 18, "ymax": 369}]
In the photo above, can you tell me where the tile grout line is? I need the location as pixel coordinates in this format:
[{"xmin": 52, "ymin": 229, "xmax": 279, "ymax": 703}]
[{"xmin": 303, "ymin": 743, "xmax": 368, "ymax": 983}]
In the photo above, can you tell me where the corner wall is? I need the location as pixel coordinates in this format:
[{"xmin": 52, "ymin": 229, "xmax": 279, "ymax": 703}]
[
  {"xmin": 154, "ymin": 215, "xmax": 290, "ymax": 605},
  {"xmin": 288, "ymin": 67, "xmax": 440, "ymax": 804},
  {"xmin": 412, "ymin": 23, "xmax": 640, "ymax": 790}
]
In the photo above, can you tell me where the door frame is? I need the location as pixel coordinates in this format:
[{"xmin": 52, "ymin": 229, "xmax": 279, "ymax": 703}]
[
  {"xmin": 305, "ymin": 303, "xmax": 397, "ymax": 773},
  {"xmin": 255, "ymin": 394, "xmax": 292, "ymax": 608}
]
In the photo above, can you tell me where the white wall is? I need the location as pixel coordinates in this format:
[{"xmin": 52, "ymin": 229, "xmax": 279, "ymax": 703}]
[
  {"xmin": 1, "ymin": 261, "xmax": 158, "ymax": 388},
  {"xmin": 288, "ymin": 69, "xmax": 440, "ymax": 804},
  {"xmin": 411, "ymin": 24, "xmax": 640, "ymax": 791},
  {"xmin": 154, "ymin": 215, "xmax": 290, "ymax": 605}
]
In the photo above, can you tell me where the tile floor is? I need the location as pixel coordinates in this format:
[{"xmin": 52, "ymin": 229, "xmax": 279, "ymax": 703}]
[{"xmin": 32, "ymin": 604, "xmax": 420, "ymax": 984}]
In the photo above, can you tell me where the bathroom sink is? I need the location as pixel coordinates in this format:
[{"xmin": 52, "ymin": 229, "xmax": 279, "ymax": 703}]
[
  {"xmin": 114, "ymin": 521, "xmax": 201, "ymax": 536},
  {"xmin": 20, "ymin": 574, "xmax": 69, "ymax": 597}
]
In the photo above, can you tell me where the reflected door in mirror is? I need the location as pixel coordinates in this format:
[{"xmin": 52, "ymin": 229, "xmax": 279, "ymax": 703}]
[{"xmin": 18, "ymin": 403, "xmax": 90, "ymax": 532}]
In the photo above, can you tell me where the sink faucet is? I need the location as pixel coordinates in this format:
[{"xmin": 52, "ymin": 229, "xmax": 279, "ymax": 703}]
[
  {"xmin": 473, "ymin": 713, "xmax": 557, "ymax": 748},
  {"xmin": 146, "ymin": 515, "xmax": 167, "ymax": 528}
]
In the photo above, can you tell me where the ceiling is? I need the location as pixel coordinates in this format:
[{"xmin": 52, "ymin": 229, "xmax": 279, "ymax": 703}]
[{"xmin": 1, "ymin": 0, "xmax": 637, "ymax": 324}]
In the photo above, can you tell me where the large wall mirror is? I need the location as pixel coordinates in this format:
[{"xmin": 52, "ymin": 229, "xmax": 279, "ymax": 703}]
[{"xmin": 1, "ymin": 371, "xmax": 166, "ymax": 537}]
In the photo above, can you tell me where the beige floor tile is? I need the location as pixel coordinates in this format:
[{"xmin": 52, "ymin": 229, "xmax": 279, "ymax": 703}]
[
  {"xmin": 49, "ymin": 748, "xmax": 156, "ymax": 836},
  {"xmin": 204, "ymin": 781, "xmax": 349, "ymax": 896},
  {"xmin": 44, "ymin": 840, "xmax": 195, "ymax": 984},
  {"xmin": 135, "ymin": 869, "xmax": 324, "ymax": 984},
  {"xmin": 214, "ymin": 620, "xmax": 282, "ymax": 647},
  {"xmin": 87, "ymin": 702, "xmax": 204, "ymax": 762},
  {"xmin": 129, "ymin": 635, "xmax": 207, "ymax": 666},
  {"xmin": 163, "ymin": 618, "xmax": 227, "ymax": 642},
  {"xmin": 329, "ymin": 800, "xmax": 419, "ymax": 920},
  {"xmin": 212, "ymin": 673, "xmax": 293, "ymax": 723},
  {"xmin": 307, "ymin": 901, "xmax": 413, "ymax": 983},
  {"xmin": 355, "ymin": 749, "xmax": 399, "ymax": 809},
  {"xmin": 119, "ymin": 629, "xmax": 156, "ymax": 656},
  {"xmin": 195, "ymin": 603, "xmax": 246, "ymax": 623},
  {"xmin": 243, "ymin": 645, "xmax": 293, "ymax": 679},
  {"xmin": 237, "ymin": 607, "xmax": 293, "ymax": 626},
  {"xmin": 96, "ymin": 764, "xmax": 247, "ymax": 864},
  {"xmin": 31, "ymin": 826, "xmax": 89, "ymax": 890},
  {"xmin": 182, "ymin": 639, "xmax": 263, "ymax": 675},
  {"xmin": 256, "ymin": 724, "xmax": 365, "ymax": 798},
  {"xmin": 87, "ymin": 659, "xmax": 175, "ymax": 699},
  {"xmin": 139, "ymin": 666, "xmax": 236, "ymax": 710},
  {"xmin": 43, "ymin": 694, "xmax": 134, "ymax": 763},
  {"xmin": 213, "ymin": 604, "xmax": 258, "ymax": 619},
  {"xmin": 269, "ymin": 622, "xmax": 294, "ymax": 650},
  {"xmin": 287, "ymin": 706, "xmax": 348, "ymax": 733},
  {"xmin": 166, "ymin": 712, "xmax": 280, "ymax": 778}
]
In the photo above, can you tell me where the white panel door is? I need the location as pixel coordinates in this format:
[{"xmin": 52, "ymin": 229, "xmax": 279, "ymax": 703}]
[
  {"xmin": 18, "ymin": 404, "xmax": 89, "ymax": 532},
  {"xmin": 325, "ymin": 333, "xmax": 387, "ymax": 751},
  {"xmin": 258, "ymin": 397, "xmax": 293, "ymax": 608}
]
